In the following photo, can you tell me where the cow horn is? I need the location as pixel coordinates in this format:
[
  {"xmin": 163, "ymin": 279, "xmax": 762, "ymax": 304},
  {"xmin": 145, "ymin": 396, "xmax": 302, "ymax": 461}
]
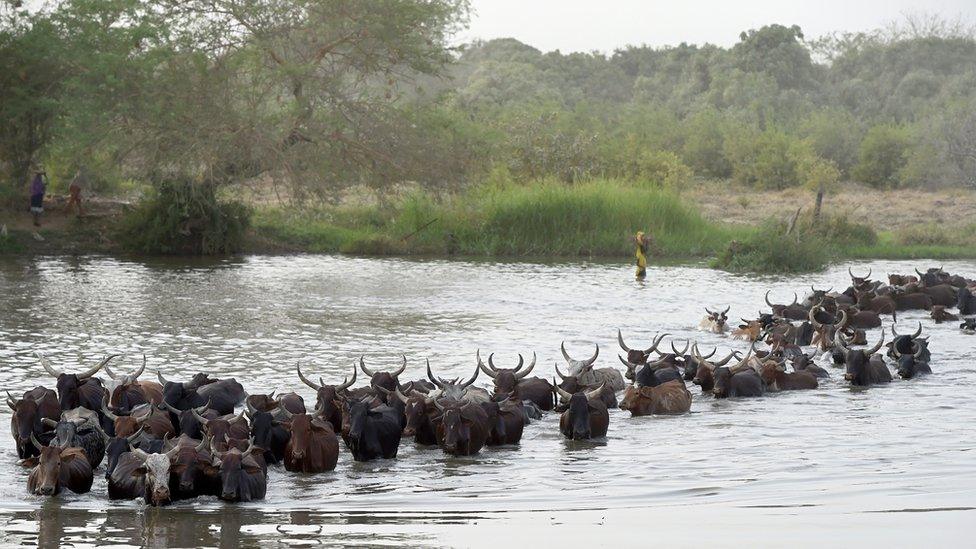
[
  {"xmin": 130, "ymin": 447, "xmax": 150, "ymax": 461},
  {"xmin": 161, "ymin": 400, "xmax": 180, "ymax": 414},
  {"xmin": 764, "ymin": 290, "xmax": 775, "ymax": 308},
  {"xmin": 30, "ymin": 433, "xmax": 44, "ymax": 451},
  {"xmin": 426, "ymin": 359, "xmax": 446, "ymax": 389},
  {"xmin": 705, "ymin": 307, "xmax": 715, "ymax": 316},
  {"xmin": 808, "ymin": 306, "xmax": 823, "ymax": 330},
  {"xmin": 194, "ymin": 399, "xmax": 212, "ymax": 415},
  {"xmin": 41, "ymin": 418, "xmax": 58, "ymax": 428},
  {"xmin": 195, "ymin": 435, "xmax": 210, "ymax": 453},
  {"xmin": 554, "ymin": 363, "xmax": 569, "ymax": 380},
  {"xmin": 209, "ymin": 439, "xmax": 225, "ymax": 460},
  {"xmin": 157, "ymin": 371, "xmax": 169, "ymax": 386},
  {"xmin": 359, "ymin": 356, "xmax": 375, "ymax": 377},
  {"xmin": 78, "ymin": 354, "xmax": 116, "ymax": 380},
  {"xmin": 460, "ymin": 363, "xmax": 479, "ymax": 388},
  {"xmin": 103, "ymin": 362, "xmax": 117, "ymax": 380},
  {"xmin": 834, "ymin": 309, "xmax": 847, "ymax": 329},
  {"xmin": 394, "ymin": 387, "xmax": 410, "ymax": 404},
  {"xmin": 477, "ymin": 350, "xmax": 496, "ymax": 378},
  {"xmin": 671, "ymin": 340, "xmax": 689, "ymax": 356},
  {"xmin": 791, "ymin": 293, "xmax": 798, "ymax": 306},
  {"xmin": 296, "ymin": 363, "xmax": 322, "ymax": 390},
  {"xmin": 617, "ymin": 330, "xmax": 631, "ymax": 352},
  {"xmin": 910, "ymin": 321, "xmax": 923, "ymax": 339},
  {"xmin": 584, "ymin": 383, "xmax": 606, "ymax": 401},
  {"xmin": 126, "ymin": 427, "xmax": 144, "ymax": 444},
  {"xmin": 35, "ymin": 352, "xmax": 62, "ymax": 378},
  {"xmin": 336, "ymin": 363, "xmax": 357, "ymax": 391},
  {"xmin": 514, "ymin": 352, "xmax": 536, "ymax": 380},
  {"xmin": 392, "ymin": 355, "xmax": 407, "ymax": 378},
  {"xmin": 647, "ymin": 332, "xmax": 669, "ymax": 354},
  {"xmin": 191, "ymin": 407, "xmax": 210, "ymax": 426},
  {"xmin": 833, "ymin": 330, "xmax": 850, "ymax": 353},
  {"xmin": 912, "ymin": 342, "xmax": 924, "ymax": 359},
  {"xmin": 129, "ymin": 355, "xmax": 146, "ymax": 380},
  {"xmin": 432, "ymin": 398, "xmax": 446, "ymax": 412},
  {"xmin": 866, "ymin": 329, "xmax": 886, "ymax": 356},
  {"xmin": 915, "ymin": 267, "xmax": 924, "ymax": 277},
  {"xmin": 618, "ymin": 354, "xmax": 638, "ymax": 370},
  {"xmin": 701, "ymin": 347, "xmax": 717, "ymax": 359},
  {"xmin": 101, "ymin": 395, "xmax": 118, "ymax": 421},
  {"xmin": 714, "ymin": 351, "xmax": 737, "ymax": 367},
  {"xmin": 6, "ymin": 390, "xmax": 18, "ymax": 411},
  {"xmin": 374, "ymin": 385, "xmax": 392, "ymax": 396},
  {"xmin": 244, "ymin": 395, "xmax": 256, "ymax": 417},
  {"xmin": 553, "ymin": 379, "xmax": 572, "ymax": 402},
  {"xmin": 722, "ymin": 305, "xmax": 731, "ymax": 315}
]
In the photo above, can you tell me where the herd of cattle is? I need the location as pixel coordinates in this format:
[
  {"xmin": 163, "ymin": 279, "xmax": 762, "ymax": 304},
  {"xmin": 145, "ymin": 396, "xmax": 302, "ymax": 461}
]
[{"xmin": 6, "ymin": 266, "xmax": 974, "ymax": 506}]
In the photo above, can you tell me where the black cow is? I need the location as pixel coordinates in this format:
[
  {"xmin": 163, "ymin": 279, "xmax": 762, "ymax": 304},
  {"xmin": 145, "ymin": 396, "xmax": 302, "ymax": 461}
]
[
  {"xmin": 295, "ymin": 362, "xmax": 356, "ymax": 433},
  {"xmin": 211, "ymin": 441, "xmax": 267, "ymax": 502},
  {"xmin": 712, "ymin": 366, "xmax": 764, "ymax": 398},
  {"xmin": 167, "ymin": 435, "xmax": 217, "ymax": 500},
  {"xmin": 477, "ymin": 350, "xmax": 555, "ymax": 411},
  {"xmin": 157, "ymin": 372, "xmax": 244, "ymax": 415},
  {"xmin": 344, "ymin": 399, "xmax": 401, "ymax": 461},
  {"xmin": 37, "ymin": 353, "xmax": 110, "ymax": 411},
  {"xmin": 481, "ymin": 395, "xmax": 525, "ymax": 446},
  {"xmin": 161, "ymin": 400, "xmax": 215, "ymax": 438},
  {"xmin": 436, "ymin": 399, "xmax": 491, "ymax": 455},
  {"xmin": 108, "ymin": 447, "xmax": 179, "ymax": 506},
  {"xmin": 45, "ymin": 415, "xmax": 105, "ymax": 468},
  {"xmin": 894, "ymin": 345, "xmax": 932, "ymax": 379},
  {"xmin": 554, "ymin": 384, "xmax": 609, "ymax": 440},
  {"xmin": 837, "ymin": 330, "xmax": 891, "ymax": 386},
  {"xmin": 359, "ymin": 356, "xmax": 407, "ymax": 398},
  {"xmin": 957, "ymin": 287, "xmax": 976, "ymax": 315},
  {"xmin": 246, "ymin": 408, "xmax": 289, "ymax": 465}
]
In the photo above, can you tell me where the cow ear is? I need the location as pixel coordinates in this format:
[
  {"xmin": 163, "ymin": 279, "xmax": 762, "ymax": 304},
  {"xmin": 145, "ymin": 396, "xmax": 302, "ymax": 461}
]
[
  {"xmin": 19, "ymin": 457, "xmax": 39, "ymax": 468},
  {"xmin": 243, "ymin": 464, "xmax": 263, "ymax": 475},
  {"xmin": 134, "ymin": 466, "xmax": 148, "ymax": 475}
]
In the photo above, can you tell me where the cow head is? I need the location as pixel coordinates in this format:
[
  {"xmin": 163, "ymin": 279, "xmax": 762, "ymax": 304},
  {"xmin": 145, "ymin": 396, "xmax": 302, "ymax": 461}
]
[
  {"xmin": 554, "ymin": 384, "xmax": 604, "ymax": 440},
  {"xmin": 31, "ymin": 441, "xmax": 65, "ymax": 496},
  {"xmin": 37, "ymin": 353, "xmax": 112, "ymax": 410},
  {"xmin": 296, "ymin": 362, "xmax": 356, "ymax": 416},
  {"xmin": 837, "ymin": 329, "xmax": 886, "ymax": 383},
  {"xmin": 392, "ymin": 385, "xmax": 431, "ymax": 437},
  {"xmin": 703, "ymin": 306, "xmax": 730, "ymax": 331},
  {"xmin": 434, "ymin": 400, "xmax": 474, "ymax": 453},
  {"xmin": 477, "ymin": 350, "xmax": 536, "ymax": 395},
  {"xmin": 211, "ymin": 440, "xmax": 261, "ymax": 502},
  {"xmin": 171, "ymin": 437, "xmax": 212, "ymax": 494},
  {"xmin": 359, "ymin": 356, "xmax": 407, "ymax": 396},
  {"xmin": 893, "ymin": 343, "xmax": 927, "ymax": 379},
  {"xmin": 617, "ymin": 330, "xmax": 669, "ymax": 366},
  {"xmin": 130, "ymin": 447, "xmax": 177, "ymax": 506},
  {"xmin": 426, "ymin": 360, "xmax": 479, "ymax": 402}
]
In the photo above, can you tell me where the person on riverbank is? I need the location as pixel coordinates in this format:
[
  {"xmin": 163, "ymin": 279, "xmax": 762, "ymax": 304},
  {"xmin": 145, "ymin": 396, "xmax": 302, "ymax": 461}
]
[
  {"xmin": 28, "ymin": 168, "xmax": 47, "ymax": 227},
  {"xmin": 634, "ymin": 230, "xmax": 651, "ymax": 280},
  {"xmin": 65, "ymin": 170, "xmax": 85, "ymax": 217}
]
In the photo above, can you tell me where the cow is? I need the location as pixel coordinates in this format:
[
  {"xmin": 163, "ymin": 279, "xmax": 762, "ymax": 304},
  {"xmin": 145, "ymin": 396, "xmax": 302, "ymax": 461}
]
[
  {"xmin": 160, "ymin": 400, "xmax": 216, "ymax": 439},
  {"xmin": 210, "ymin": 441, "xmax": 266, "ymax": 502},
  {"xmin": 554, "ymin": 384, "xmax": 609, "ymax": 440},
  {"xmin": 157, "ymin": 372, "xmax": 244, "ymax": 416},
  {"xmin": 394, "ymin": 387, "xmax": 439, "ymax": 445},
  {"xmin": 848, "ymin": 266, "xmax": 876, "ymax": 290},
  {"xmin": 166, "ymin": 435, "xmax": 216, "ymax": 500},
  {"xmin": 961, "ymin": 318, "xmax": 976, "ymax": 333},
  {"xmin": 888, "ymin": 322, "xmax": 928, "ymax": 362},
  {"xmin": 103, "ymin": 356, "xmax": 163, "ymax": 413},
  {"xmin": 426, "ymin": 360, "xmax": 491, "ymax": 404},
  {"xmin": 44, "ymin": 414, "xmax": 105, "ymax": 468},
  {"xmin": 244, "ymin": 407, "xmax": 289, "ymax": 465},
  {"xmin": 915, "ymin": 267, "xmax": 947, "ymax": 288},
  {"xmin": 435, "ymin": 399, "xmax": 490, "ymax": 455},
  {"xmin": 282, "ymin": 410, "xmax": 339, "ymax": 473},
  {"xmin": 920, "ymin": 284, "xmax": 958, "ymax": 307},
  {"xmin": 810, "ymin": 307, "xmax": 847, "ymax": 352},
  {"xmin": 856, "ymin": 292, "xmax": 896, "ymax": 316},
  {"xmin": 930, "ymin": 305, "xmax": 959, "ymax": 323},
  {"xmin": 802, "ymin": 286, "xmax": 834, "ymax": 308},
  {"xmin": 618, "ymin": 355, "xmax": 684, "ymax": 387},
  {"xmin": 477, "ymin": 350, "xmax": 554, "ymax": 411},
  {"xmin": 759, "ymin": 362, "xmax": 818, "ymax": 391},
  {"xmin": 559, "ymin": 342, "xmax": 625, "ymax": 392},
  {"xmin": 836, "ymin": 330, "xmax": 891, "ymax": 386},
  {"xmin": 843, "ymin": 308, "xmax": 882, "ymax": 330},
  {"xmin": 97, "ymin": 426, "xmax": 148, "ymax": 480},
  {"xmin": 888, "ymin": 274, "xmax": 918, "ymax": 287},
  {"xmin": 295, "ymin": 362, "xmax": 356, "ymax": 433},
  {"xmin": 26, "ymin": 437, "xmax": 93, "ymax": 496},
  {"xmin": 192, "ymin": 408, "xmax": 249, "ymax": 442},
  {"xmin": 7, "ymin": 387, "xmax": 59, "ymax": 459},
  {"xmin": 619, "ymin": 372, "xmax": 691, "ymax": 417},
  {"xmin": 790, "ymin": 354, "xmax": 830, "ymax": 379},
  {"xmin": 700, "ymin": 306, "xmax": 730, "ymax": 333},
  {"xmin": 102, "ymin": 399, "xmax": 175, "ymax": 439},
  {"xmin": 765, "ymin": 291, "xmax": 808, "ymax": 321},
  {"xmin": 481, "ymin": 394, "xmax": 525, "ymax": 446},
  {"xmin": 107, "ymin": 446, "xmax": 179, "ymax": 506},
  {"xmin": 617, "ymin": 330, "xmax": 669, "ymax": 366},
  {"xmin": 555, "ymin": 365, "xmax": 618, "ymax": 409},
  {"xmin": 732, "ymin": 319, "xmax": 762, "ymax": 341},
  {"xmin": 957, "ymin": 287, "xmax": 976, "ymax": 315},
  {"xmin": 358, "ymin": 356, "xmax": 408, "ymax": 397},
  {"xmin": 893, "ymin": 290, "xmax": 933, "ymax": 311},
  {"xmin": 343, "ymin": 398, "xmax": 401, "ymax": 461},
  {"xmin": 244, "ymin": 391, "xmax": 306, "ymax": 419},
  {"xmin": 36, "ymin": 353, "xmax": 110, "ymax": 412},
  {"xmin": 712, "ymin": 365, "xmax": 764, "ymax": 398},
  {"xmin": 893, "ymin": 344, "xmax": 932, "ymax": 379}
]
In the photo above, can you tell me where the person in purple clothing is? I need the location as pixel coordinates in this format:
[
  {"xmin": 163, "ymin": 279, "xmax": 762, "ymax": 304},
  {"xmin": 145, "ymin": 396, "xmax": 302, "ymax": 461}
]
[{"xmin": 29, "ymin": 167, "xmax": 47, "ymax": 227}]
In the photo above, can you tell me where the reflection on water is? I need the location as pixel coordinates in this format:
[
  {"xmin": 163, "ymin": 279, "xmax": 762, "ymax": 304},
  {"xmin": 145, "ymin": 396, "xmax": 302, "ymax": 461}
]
[{"xmin": 0, "ymin": 255, "xmax": 974, "ymax": 546}]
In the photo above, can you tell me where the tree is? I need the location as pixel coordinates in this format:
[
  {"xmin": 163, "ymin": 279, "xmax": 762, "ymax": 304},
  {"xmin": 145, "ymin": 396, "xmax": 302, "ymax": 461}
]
[{"xmin": 852, "ymin": 125, "xmax": 912, "ymax": 188}]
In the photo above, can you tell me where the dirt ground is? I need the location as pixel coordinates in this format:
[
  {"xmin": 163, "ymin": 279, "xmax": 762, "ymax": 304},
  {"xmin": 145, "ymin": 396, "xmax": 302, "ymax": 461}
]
[{"xmin": 686, "ymin": 181, "xmax": 976, "ymax": 232}]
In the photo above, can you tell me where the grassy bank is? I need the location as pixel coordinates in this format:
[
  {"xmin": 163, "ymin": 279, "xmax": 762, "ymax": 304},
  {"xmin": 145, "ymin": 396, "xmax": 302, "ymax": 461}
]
[{"xmin": 252, "ymin": 179, "xmax": 748, "ymax": 258}]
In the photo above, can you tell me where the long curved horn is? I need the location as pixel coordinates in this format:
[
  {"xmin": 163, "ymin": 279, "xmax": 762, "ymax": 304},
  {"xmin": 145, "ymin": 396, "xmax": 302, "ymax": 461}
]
[
  {"xmin": 849, "ymin": 267, "xmax": 856, "ymax": 279},
  {"xmin": 103, "ymin": 362, "xmax": 117, "ymax": 380},
  {"xmin": 191, "ymin": 408, "xmax": 210, "ymax": 426},
  {"xmin": 35, "ymin": 353, "xmax": 62, "ymax": 378},
  {"xmin": 866, "ymin": 329, "xmax": 886, "ymax": 356},
  {"xmin": 6, "ymin": 390, "xmax": 19, "ymax": 410},
  {"xmin": 647, "ymin": 332, "xmax": 669, "ymax": 354},
  {"xmin": 560, "ymin": 342, "xmax": 572, "ymax": 363},
  {"xmin": 335, "ymin": 363, "xmax": 357, "ymax": 391},
  {"xmin": 671, "ymin": 340, "xmax": 689, "ymax": 356},
  {"xmin": 618, "ymin": 355, "xmax": 638, "ymax": 370},
  {"xmin": 714, "ymin": 351, "xmax": 737, "ymax": 367},
  {"xmin": 553, "ymin": 379, "xmax": 572, "ymax": 402},
  {"xmin": 359, "ymin": 356, "xmax": 375, "ymax": 378},
  {"xmin": 157, "ymin": 371, "xmax": 169, "ymax": 386},
  {"xmin": 126, "ymin": 427, "xmax": 145, "ymax": 444},
  {"xmin": 701, "ymin": 347, "xmax": 717, "ymax": 359},
  {"xmin": 808, "ymin": 306, "xmax": 823, "ymax": 330},
  {"xmin": 394, "ymin": 387, "xmax": 410, "ymax": 404},
  {"xmin": 584, "ymin": 383, "xmax": 606, "ymax": 401},
  {"xmin": 41, "ymin": 418, "xmax": 58, "ymax": 428},
  {"xmin": 554, "ymin": 363, "xmax": 569, "ymax": 380},
  {"xmin": 209, "ymin": 439, "xmax": 225, "ymax": 460},
  {"xmin": 101, "ymin": 395, "xmax": 118, "ymax": 421},
  {"xmin": 296, "ymin": 363, "xmax": 322, "ymax": 390},
  {"xmin": 130, "ymin": 447, "xmax": 150, "ymax": 461},
  {"xmin": 514, "ymin": 352, "xmax": 536, "ymax": 380},
  {"xmin": 460, "ymin": 363, "xmax": 479, "ymax": 388},
  {"xmin": 425, "ymin": 359, "xmax": 445, "ymax": 389},
  {"xmin": 79, "ymin": 354, "xmax": 117, "ymax": 380},
  {"xmin": 617, "ymin": 330, "xmax": 631, "ymax": 352},
  {"xmin": 765, "ymin": 290, "xmax": 775, "ymax": 308},
  {"xmin": 791, "ymin": 293, "xmax": 798, "ymax": 306},
  {"xmin": 912, "ymin": 342, "xmax": 924, "ymax": 359},
  {"xmin": 477, "ymin": 350, "xmax": 496, "ymax": 378},
  {"xmin": 705, "ymin": 307, "xmax": 716, "ymax": 316},
  {"xmin": 833, "ymin": 330, "xmax": 850, "ymax": 353},
  {"xmin": 722, "ymin": 305, "xmax": 731, "ymax": 315},
  {"xmin": 31, "ymin": 433, "xmax": 45, "ymax": 451},
  {"xmin": 194, "ymin": 399, "xmax": 212, "ymax": 415},
  {"xmin": 129, "ymin": 355, "xmax": 146, "ymax": 380},
  {"xmin": 911, "ymin": 321, "xmax": 923, "ymax": 339},
  {"xmin": 161, "ymin": 400, "xmax": 180, "ymax": 414},
  {"xmin": 392, "ymin": 355, "xmax": 407, "ymax": 378},
  {"xmin": 834, "ymin": 309, "xmax": 847, "ymax": 329}
]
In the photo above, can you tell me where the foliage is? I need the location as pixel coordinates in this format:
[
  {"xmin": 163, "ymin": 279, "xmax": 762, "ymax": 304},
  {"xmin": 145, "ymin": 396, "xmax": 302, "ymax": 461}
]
[
  {"xmin": 712, "ymin": 219, "xmax": 830, "ymax": 273},
  {"xmin": 119, "ymin": 181, "xmax": 251, "ymax": 255},
  {"xmin": 852, "ymin": 125, "xmax": 912, "ymax": 188}
]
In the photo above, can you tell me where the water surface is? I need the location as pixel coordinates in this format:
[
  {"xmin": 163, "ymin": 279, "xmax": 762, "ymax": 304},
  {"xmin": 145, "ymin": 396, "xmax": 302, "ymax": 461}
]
[{"xmin": 0, "ymin": 255, "xmax": 973, "ymax": 547}]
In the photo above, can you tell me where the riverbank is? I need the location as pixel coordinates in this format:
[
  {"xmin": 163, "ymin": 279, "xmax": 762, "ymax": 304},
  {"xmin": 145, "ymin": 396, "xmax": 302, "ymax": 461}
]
[{"xmin": 3, "ymin": 180, "xmax": 974, "ymax": 268}]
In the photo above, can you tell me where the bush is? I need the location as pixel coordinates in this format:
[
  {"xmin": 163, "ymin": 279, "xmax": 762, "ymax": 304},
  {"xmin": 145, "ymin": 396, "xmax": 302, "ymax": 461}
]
[
  {"xmin": 119, "ymin": 180, "xmax": 251, "ymax": 255},
  {"xmin": 852, "ymin": 125, "xmax": 911, "ymax": 188},
  {"xmin": 712, "ymin": 219, "xmax": 829, "ymax": 273},
  {"xmin": 725, "ymin": 130, "xmax": 804, "ymax": 189}
]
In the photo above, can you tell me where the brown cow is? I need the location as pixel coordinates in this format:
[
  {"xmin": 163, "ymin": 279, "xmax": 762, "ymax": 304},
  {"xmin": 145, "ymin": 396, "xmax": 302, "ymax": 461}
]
[
  {"xmin": 760, "ymin": 362, "xmax": 818, "ymax": 391},
  {"xmin": 26, "ymin": 437, "xmax": 93, "ymax": 496},
  {"xmin": 477, "ymin": 350, "xmax": 554, "ymax": 411},
  {"xmin": 295, "ymin": 362, "xmax": 356, "ymax": 432},
  {"xmin": 619, "ymin": 380, "xmax": 691, "ymax": 416},
  {"xmin": 283, "ymin": 411, "xmax": 339, "ymax": 473}
]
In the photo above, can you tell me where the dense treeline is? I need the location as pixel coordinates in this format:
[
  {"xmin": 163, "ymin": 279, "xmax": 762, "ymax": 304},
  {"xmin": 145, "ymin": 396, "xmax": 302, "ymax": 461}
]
[{"xmin": 1, "ymin": 2, "xmax": 975, "ymax": 255}]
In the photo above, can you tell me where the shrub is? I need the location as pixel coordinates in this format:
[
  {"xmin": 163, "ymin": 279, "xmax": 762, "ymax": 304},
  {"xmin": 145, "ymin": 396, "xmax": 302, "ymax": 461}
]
[
  {"xmin": 712, "ymin": 219, "xmax": 829, "ymax": 273},
  {"xmin": 119, "ymin": 180, "xmax": 251, "ymax": 255},
  {"xmin": 725, "ymin": 130, "xmax": 804, "ymax": 189},
  {"xmin": 852, "ymin": 125, "xmax": 911, "ymax": 188}
]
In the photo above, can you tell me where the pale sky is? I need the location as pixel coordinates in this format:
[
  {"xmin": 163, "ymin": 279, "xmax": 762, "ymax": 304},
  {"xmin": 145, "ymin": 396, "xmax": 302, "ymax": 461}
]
[{"xmin": 459, "ymin": 0, "xmax": 976, "ymax": 52}]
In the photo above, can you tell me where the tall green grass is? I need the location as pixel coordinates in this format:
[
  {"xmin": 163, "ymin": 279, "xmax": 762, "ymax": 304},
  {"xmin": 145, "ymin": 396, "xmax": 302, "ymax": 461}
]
[{"xmin": 253, "ymin": 179, "xmax": 741, "ymax": 258}]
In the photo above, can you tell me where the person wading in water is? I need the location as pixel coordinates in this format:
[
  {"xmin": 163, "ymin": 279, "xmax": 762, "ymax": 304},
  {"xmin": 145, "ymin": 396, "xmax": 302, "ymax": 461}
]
[
  {"xmin": 28, "ymin": 168, "xmax": 48, "ymax": 227},
  {"xmin": 634, "ymin": 230, "xmax": 652, "ymax": 280}
]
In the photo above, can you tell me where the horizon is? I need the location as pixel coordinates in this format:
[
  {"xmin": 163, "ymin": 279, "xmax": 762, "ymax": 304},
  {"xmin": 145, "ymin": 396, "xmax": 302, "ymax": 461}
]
[{"xmin": 459, "ymin": 0, "xmax": 976, "ymax": 53}]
